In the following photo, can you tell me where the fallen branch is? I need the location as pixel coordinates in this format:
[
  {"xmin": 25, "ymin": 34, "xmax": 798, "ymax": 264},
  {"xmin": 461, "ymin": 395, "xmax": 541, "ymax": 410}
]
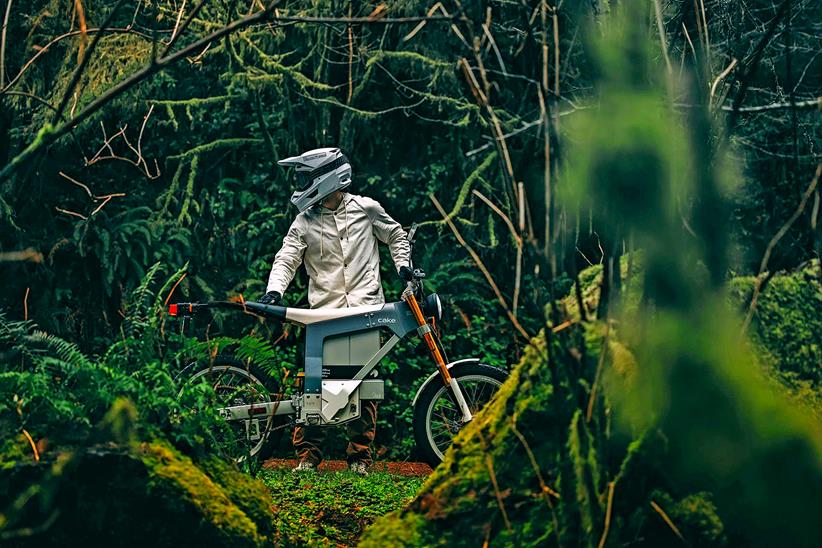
[{"xmin": 650, "ymin": 500, "xmax": 686, "ymax": 543}]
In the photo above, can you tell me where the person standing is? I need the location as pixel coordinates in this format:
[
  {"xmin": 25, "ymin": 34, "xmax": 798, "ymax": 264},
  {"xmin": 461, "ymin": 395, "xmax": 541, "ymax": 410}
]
[{"xmin": 259, "ymin": 147, "xmax": 411, "ymax": 474}]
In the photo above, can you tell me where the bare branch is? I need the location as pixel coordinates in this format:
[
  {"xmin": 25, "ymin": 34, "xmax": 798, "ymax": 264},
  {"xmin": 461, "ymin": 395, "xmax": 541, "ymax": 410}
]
[
  {"xmin": 710, "ymin": 57, "xmax": 738, "ymax": 104},
  {"xmin": 0, "ymin": 0, "xmax": 12, "ymax": 87},
  {"xmin": 472, "ymin": 190, "xmax": 520, "ymax": 244},
  {"xmin": 653, "ymin": 0, "xmax": 672, "ymax": 77},
  {"xmin": 59, "ymin": 171, "xmax": 93, "ymax": 197},
  {"xmin": 55, "ymin": 207, "xmax": 88, "ymax": 220},
  {"xmin": 23, "ymin": 287, "xmax": 30, "ymax": 320},
  {"xmin": 52, "ymin": 0, "xmax": 130, "ymax": 124},
  {"xmin": 162, "ymin": 0, "xmax": 209, "ymax": 56},
  {"xmin": 726, "ymin": 0, "xmax": 792, "ymax": 131},
  {"xmin": 722, "ymin": 97, "xmax": 819, "ymax": 112},
  {"xmin": 170, "ymin": 0, "xmax": 188, "ymax": 44},
  {"xmin": 58, "ymin": 171, "xmax": 128, "ymax": 218},
  {"xmin": 0, "ymin": 248, "xmax": 43, "ymax": 263},
  {"xmin": 1, "ymin": 27, "xmax": 151, "ymax": 94},
  {"xmin": 650, "ymin": 500, "xmax": 685, "ymax": 543},
  {"xmin": 742, "ymin": 163, "xmax": 821, "ymax": 335},
  {"xmin": 430, "ymin": 193, "xmax": 532, "ymax": 340},
  {"xmin": 465, "ymin": 119, "xmax": 542, "ymax": 158},
  {"xmin": 598, "ymin": 481, "xmax": 616, "ymax": 548}
]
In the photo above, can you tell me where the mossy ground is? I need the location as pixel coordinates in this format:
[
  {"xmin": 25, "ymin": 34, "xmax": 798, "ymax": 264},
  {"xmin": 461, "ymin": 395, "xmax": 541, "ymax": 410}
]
[{"xmin": 259, "ymin": 468, "xmax": 423, "ymax": 546}]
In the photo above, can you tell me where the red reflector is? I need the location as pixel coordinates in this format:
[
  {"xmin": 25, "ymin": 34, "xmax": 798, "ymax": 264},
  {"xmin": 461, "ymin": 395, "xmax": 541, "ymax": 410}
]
[{"xmin": 169, "ymin": 304, "xmax": 178, "ymax": 316}]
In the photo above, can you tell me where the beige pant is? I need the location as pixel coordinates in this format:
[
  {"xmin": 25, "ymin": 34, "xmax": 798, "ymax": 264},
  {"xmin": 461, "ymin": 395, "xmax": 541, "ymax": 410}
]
[{"xmin": 292, "ymin": 400, "xmax": 378, "ymax": 465}]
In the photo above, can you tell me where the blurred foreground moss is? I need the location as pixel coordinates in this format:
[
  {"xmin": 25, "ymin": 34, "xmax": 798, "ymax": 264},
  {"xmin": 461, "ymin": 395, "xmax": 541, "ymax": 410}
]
[{"xmin": 0, "ymin": 400, "xmax": 276, "ymax": 547}]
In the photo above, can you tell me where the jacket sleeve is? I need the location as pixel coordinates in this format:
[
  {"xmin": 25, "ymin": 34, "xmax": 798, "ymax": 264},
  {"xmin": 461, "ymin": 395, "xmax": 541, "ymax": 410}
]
[
  {"xmin": 360, "ymin": 196, "xmax": 410, "ymax": 271},
  {"xmin": 266, "ymin": 218, "xmax": 307, "ymax": 294}
]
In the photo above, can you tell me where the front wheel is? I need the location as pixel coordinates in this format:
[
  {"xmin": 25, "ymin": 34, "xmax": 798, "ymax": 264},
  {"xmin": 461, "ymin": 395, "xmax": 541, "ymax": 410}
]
[{"xmin": 413, "ymin": 362, "xmax": 508, "ymax": 466}]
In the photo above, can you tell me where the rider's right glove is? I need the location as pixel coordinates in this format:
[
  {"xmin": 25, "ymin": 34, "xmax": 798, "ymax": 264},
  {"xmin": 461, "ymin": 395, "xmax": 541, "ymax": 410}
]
[
  {"xmin": 258, "ymin": 291, "xmax": 282, "ymax": 305},
  {"xmin": 398, "ymin": 265, "xmax": 414, "ymax": 282}
]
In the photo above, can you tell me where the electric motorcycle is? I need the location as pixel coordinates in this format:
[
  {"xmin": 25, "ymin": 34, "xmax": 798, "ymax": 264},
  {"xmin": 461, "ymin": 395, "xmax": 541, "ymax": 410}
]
[{"xmin": 170, "ymin": 229, "xmax": 508, "ymax": 466}]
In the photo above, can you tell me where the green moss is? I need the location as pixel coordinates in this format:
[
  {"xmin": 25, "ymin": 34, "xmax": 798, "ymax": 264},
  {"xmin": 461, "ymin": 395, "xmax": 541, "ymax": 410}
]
[
  {"xmin": 0, "ymin": 441, "xmax": 275, "ymax": 546},
  {"xmin": 0, "ymin": 435, "xmax": 31, "ymax": 470},
  {"xmin": 728, "ymin": 261, "xmax": 822, "ymax": 384},
  {"xmin": 261, "ymin": 468, "xmax": 423, "ymax": 547},
  {"xmin": 139, "ymin": 441, "xmax": 265, "ymax": 546},
  {"xmin": 641, "ymin": 491, "xmax": 726, "ymax": 547},
  {"xmin": 201, "ymin": 457, "xmax": 278, "ymax": 540},
  {"xmin": 359, "ymin": 510, "xmax": 430, "ymax": 547}
]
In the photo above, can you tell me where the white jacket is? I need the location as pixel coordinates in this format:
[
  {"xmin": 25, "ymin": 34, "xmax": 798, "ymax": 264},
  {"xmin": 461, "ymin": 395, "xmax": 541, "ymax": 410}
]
[{"xmin": 266, "ymin": 193, "xmax": 410, "ymax": 309}]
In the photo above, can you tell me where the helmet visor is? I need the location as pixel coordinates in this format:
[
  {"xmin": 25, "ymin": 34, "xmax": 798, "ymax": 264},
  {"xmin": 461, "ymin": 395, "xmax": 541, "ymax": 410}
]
[{"xmin": 295, "ymin": 170, "xmax": 313, "ymax": 189}]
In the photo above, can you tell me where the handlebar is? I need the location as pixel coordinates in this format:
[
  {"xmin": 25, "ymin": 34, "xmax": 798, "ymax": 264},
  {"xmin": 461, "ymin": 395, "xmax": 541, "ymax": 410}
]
[{"xmin": 168, "ymin": 300, "xmax": 287, "ymax": 321}]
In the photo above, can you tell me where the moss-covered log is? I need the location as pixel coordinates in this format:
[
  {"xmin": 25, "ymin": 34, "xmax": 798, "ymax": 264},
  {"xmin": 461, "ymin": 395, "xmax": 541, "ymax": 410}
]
[{"xmin": 0, "ymin": 439, "xmax": 276, "ymax": 547}]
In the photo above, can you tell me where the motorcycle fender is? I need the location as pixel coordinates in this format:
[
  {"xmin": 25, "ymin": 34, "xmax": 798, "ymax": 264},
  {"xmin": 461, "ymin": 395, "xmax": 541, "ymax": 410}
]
[{"xmin": 411, "ymin": 358, "xmax": 481, "ymax": 407}]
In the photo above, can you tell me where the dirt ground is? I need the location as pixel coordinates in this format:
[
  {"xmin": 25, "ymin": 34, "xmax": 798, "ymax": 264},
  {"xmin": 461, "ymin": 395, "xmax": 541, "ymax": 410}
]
[{"xmin": 263, "ymin": 458, "xmax": 433, "ymax": 477}]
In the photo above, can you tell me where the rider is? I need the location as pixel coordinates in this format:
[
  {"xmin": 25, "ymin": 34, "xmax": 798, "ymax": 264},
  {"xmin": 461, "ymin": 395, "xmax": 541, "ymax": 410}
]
[{"xmin": 259, "ymin": 147, "xmax": 412, "ymax": 474}]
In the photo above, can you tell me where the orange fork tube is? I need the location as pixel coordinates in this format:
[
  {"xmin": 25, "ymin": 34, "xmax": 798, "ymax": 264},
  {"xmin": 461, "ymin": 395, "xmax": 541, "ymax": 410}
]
[{"xmin": 405, "ymin": 294, "xmax": 452, "ymax": 385}]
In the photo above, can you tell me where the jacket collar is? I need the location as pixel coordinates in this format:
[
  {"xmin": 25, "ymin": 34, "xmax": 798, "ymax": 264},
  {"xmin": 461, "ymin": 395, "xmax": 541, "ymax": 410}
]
[{"xmin": 317, "ymin": 192, "xmax": 353, "ymax": 215}]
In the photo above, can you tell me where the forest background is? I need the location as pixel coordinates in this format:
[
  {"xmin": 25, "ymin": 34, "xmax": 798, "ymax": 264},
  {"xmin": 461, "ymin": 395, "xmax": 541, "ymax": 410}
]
[
  {"xmin": 0, "ymin": 0, "xmax": 821, "ymax": 545},
  {"xmin": 1, "ymin": 0, "xmax": 819, "ymax": 456}
]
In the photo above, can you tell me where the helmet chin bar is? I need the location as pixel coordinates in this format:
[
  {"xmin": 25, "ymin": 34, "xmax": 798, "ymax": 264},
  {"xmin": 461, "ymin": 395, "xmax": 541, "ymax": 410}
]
[{"xmin": 290, "ymin": 176, "xmax": 351, "ymax": 212}]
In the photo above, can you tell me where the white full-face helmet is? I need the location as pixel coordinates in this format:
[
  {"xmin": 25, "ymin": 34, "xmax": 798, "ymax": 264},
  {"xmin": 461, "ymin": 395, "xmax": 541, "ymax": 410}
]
[{"xmin": 277, "ymin": 147, "xmax": 352, "ymax": 212}]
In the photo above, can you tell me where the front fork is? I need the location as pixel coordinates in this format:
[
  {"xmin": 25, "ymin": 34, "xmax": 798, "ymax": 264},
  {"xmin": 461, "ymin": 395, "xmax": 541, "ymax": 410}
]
[{"xmin": 404, "ymin": 290, "xmax": 474, "ymax": 423}]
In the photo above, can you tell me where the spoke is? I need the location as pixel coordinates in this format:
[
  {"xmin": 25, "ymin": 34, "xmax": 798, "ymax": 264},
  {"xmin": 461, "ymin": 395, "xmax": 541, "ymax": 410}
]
[
  {"xmin": 467, "ymin": 381, "xmax": 481, "ymax": 404},
  {"xmin": 472, "ymin": 382, "xmax": 488, "ymax": 407},
  {"xmin": 430, "ymin": 422, "xmax": 454, "ymax": 437},
  {"xmin": 435, "ymin": 399, "xmax": 458, "ymax": 413}
]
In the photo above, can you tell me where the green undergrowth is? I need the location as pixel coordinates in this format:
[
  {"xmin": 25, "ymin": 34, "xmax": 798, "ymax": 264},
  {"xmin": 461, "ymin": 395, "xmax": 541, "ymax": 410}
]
[{"xmin": 260, "ymin": 468, "xmax": 423, "ymax": 547}]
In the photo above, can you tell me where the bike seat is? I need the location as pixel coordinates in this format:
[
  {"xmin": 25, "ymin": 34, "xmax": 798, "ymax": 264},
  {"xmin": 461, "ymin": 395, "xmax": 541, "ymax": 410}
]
[{"xmin": 284, "ymin": 303, "xmax": 385, "ymax": 326}]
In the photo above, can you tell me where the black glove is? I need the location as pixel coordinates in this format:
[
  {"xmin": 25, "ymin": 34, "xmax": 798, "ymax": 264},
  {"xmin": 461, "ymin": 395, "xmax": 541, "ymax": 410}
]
[
  {"xmin": 398, "ymin": 265, "xmax": 414, "ymax": 282},
  {"xmin": 258, "ymin": 291, "xmax": 282, "ymax": 305}
]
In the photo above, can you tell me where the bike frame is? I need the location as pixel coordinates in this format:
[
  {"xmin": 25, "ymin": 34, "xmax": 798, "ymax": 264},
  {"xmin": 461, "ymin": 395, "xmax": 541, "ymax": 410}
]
[{"xmin": 169, "ymin": 290, "xmax": 474, "ymax": 426}]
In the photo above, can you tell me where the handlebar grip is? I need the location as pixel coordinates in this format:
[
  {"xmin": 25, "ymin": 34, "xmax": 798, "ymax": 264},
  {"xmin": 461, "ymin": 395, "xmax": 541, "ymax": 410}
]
[{"xmin": 168, "ymin": 302, "xmax": 197, "ymax": 317}]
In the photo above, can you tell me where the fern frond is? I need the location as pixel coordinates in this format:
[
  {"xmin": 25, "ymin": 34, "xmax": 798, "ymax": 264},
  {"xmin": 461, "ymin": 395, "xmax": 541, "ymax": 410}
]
[{"xmin": 25, "ymin": 331, "xmax": 93, "ymax": 371}]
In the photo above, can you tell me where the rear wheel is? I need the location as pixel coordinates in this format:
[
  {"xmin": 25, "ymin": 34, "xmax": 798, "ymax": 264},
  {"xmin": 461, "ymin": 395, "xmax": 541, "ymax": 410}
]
[
  {"xmin": 177, "ymin": 355, "xmax": 287, "ymax": 462},
  {"xmin": 413, "ymin": 362, "xmax": 507, "ymax": 466}
]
